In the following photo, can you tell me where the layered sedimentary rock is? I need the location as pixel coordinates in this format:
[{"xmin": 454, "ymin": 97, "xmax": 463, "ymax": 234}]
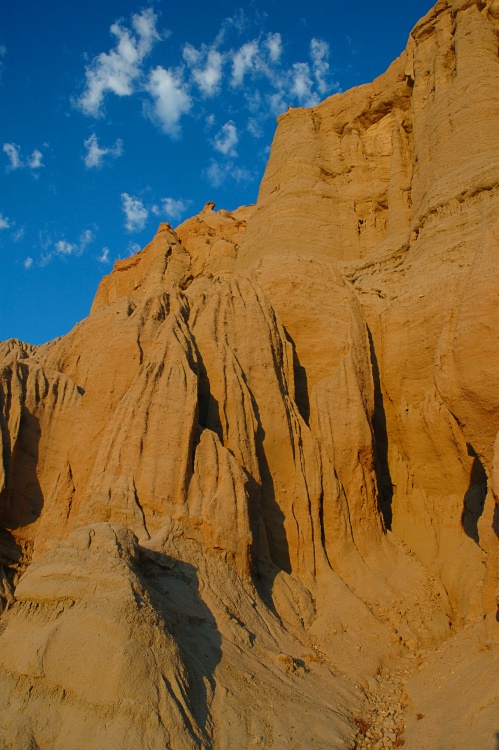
[{"xmin": 1, "ymin": 1, "xmax": 498, "ymax": 748}]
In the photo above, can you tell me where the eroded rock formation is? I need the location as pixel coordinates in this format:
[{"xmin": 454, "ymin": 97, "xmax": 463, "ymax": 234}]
[{"xmin": 1, "ymin": 1, "xmax": 498, "ymax": 748}]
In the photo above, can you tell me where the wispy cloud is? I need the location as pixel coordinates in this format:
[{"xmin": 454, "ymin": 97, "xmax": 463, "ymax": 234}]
[
  {"xmin": 213, "ymin": 121, "xmax": 238, "ymax": 157},
  {"xmin": 83, "ymin": 133, "xmax": 123, "ymax": 168},
  {"xmin": 33, "ymin": 229, "xmax": 96, "ymax": 267},
  {"xmin": 53, "ymin": 230, "xmax": 95, "ymax": 259},
  {"xmin": 28, "ymin": 149, "xmax": 43, "ymax": 169},
  {"xmin": 77, "ymin": 8, "xmax": 160, "ymax": 117},
  {"xmin": 204, "ymin": 159, "xmax": 253, "ymax": 188},
  {"xmin": 230, "ymin": 41, "xmax": 259, "ymax": 87},
  {"xmin": 265, "ymin": 33, "xmax": 282, "ymax": 63},
  {"xmin": 145, "ymin": 66, "xmax": 192, "ymax": 137},
  {"xmin": 3, "ymin": 143, "xmax": 22, "ymax": 170},
  {"xmin": 160, "ymin": 197, "xmax": 191, "ymax": 223},
  {"xmin": 226, "ymin": 31, "xmax": 336, "ymax": 112},
  {"xmin": 127, "ymin": 241, "xmax": 142, "ymax": 256},
  {"xmin": 0, "ymin": 212, "xmax": 10, "ymax": 230},
  {"xmin": 310, "ymin": 38, "xmax": 331, "ymax": 95},
  {"xmin": 98, "ymin": 246, "xmax": 111, "ymax": 263},
  {"xmin": 126, "ymin": 194, "xmax": 190, "ymax": 230},
  {"xmin": 290, "ymin": 62, "xmax": 318, "ymax": 106},
  {"xmin": 75, "ymin": 8, "xmax": 339, "ymax": 145},
  {"xmin": 121, "ymin": 193, "xmax": 148, "ymax": 232},
  {"xmin": 3, "ymin": 143, "xmax": 44, "ymax": 171},
  {"xmin": 0, "ymin": 46, "xmax": 6, "ymax": 81},
  {"xmin": 184, "ymin": 44, "xmax": 224, "ymax": 98}
]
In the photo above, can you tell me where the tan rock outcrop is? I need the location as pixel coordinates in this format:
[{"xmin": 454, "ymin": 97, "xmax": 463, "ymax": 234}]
[{"xmin": 0, "ymin": 523, "xmax": 206, "ymax": 750}]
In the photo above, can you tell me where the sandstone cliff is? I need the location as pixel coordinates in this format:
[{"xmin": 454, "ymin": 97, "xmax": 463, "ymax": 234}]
[{"xmin": 1, "ymin": 1, "xmax": 498, "ymax": 748}]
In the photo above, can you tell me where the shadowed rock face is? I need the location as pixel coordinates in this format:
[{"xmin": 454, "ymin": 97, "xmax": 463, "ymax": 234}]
[{"xmin": 1, "ymin": 1, "xmax": 499, "ymax": 748}]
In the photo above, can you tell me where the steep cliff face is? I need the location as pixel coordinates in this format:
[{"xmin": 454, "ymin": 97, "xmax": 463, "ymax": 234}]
[
  {"xmin": 1, "ymin": 1, "xmax": 498, "ymax": 749},
  {"xmin": 238, "ymin": 0, "xmax": 499, "ymax": 622}
]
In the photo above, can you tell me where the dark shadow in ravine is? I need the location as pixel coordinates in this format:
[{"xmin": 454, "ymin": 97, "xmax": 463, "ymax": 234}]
[
  {"xmin": 195, "ymin": 341, "xmax": 291, "ymax": 576},
  {"xmin": 0, "ymin": 401, "xmax": 44, "ymax": 600},
  {"xmin": 138, "ymin": 548, "xmax": 222, "ymax": 742},
  {"xmin": 250, "ymin": 395, "xmax": 292, "ymax": 577},
  {"xmin": 0, "ymin": 407, "xmax": 44, "ymax": 531},
  {"xmin": 495, "ymin": 731, "xmax": 499, "ymax": 750},
  {"xmin": 367, "ymin": 327, "xmax": 394, "ymax": 530},
  {"xmin": 192, "ymin": 336, "xmax": 291, "ymax": 614},
  {"xmin": 461, "ymin": 444, "xmax": 487, "ymax": 544},
  {"xmin": 283, "ymin": 329, "xmax": 310, "ymax": 426},
  {"xmin": 197, "ymin": 361, "xmax": 223, "ymax": 441},
  {"xmin": 494, "ymin": 504, "xmax": 499, "ymax": 624}
]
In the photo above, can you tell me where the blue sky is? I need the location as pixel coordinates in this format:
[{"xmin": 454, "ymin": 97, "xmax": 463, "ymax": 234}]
[{"xmin": 0, "ymin": 0, "xmax": 433, "ymax": 345}]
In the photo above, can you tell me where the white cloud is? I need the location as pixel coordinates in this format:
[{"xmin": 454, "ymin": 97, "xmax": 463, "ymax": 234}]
[
  {"xmin": 265, "ymin": 33, "xmax": 282, "ymax": 63},
  {"xmin": 3, "ymin": 143, "xmax": 22, "ymax": 170},
  {"xmin": 53, "ymin": 230, "xmax": 94, "ymax": 258},
  {"xmin": 290, "ymin": 62, "xmax": 319, "ymax": 106},
  {"xmin": 226, "ymin": 32, "xmax": 330, "ymax": 115},
  {"xmin": 182, "ymin": 44, "xmax": 200, "ymax": 67},
  {"xmin": 84, "ymin": 133, "xmax": 123, "ymax": 168},
  {"xmin": 121, "ymin": 192, "xmax": 148, "ymax": 232},
  {"xmin": 231, "ymin": 41, "xmax": 259, "ymax": 87},
  {"xmin": 310, "ymin": 38, "xmax": 330, "ymax": 95},
  {"xmin": 145, "ymin": 66, "xmax": 192, "ymax": 136},
  {"xmin": 77, "ymin": 8, "xmax": 160, "ymax": 117},
  {"xmin": 28, "ymin": 149, "xmax": 43, "ymax": 169},
  {"xmin": 74, "ymin": 9, "xmax": 340, "ymax": 142},
  {"xmin": 184, "ymin": 44, "xmax": 224, "ymax": 98},
  {"xmin": 193, "ymin": 49, "xmax": 224, "ymax": 97},
  {"xmin": 0, "ymin": 212, "xmax": 10, "ymax": 229},
  {"xmin": 37, "ymin": 229, "xmax": 96, "ymax": 266},
  {"xmin": 23, "ymin": 257, "xmax": 33, "ymax": 270},
  {"xmin": 213, "ymin": 121, "xmax": 238, "ymax": 156},
  {"xmin": 3, "ymin": 143, "xmax": 44, "ymax": 171},
  {"xmin": 161, "ymin": 197, "xmax": 190, "ymax": 222},
  {"xmin": 204, "ymin": 159, "xmax": 252, "ymax": 188},
  {"xmin": 55, "ymin": 239, "xmax": 76, "ymax": 256},
  {"xmin": 79, "ymin": 229, "xmax": 95, "ymax": 250},
  {"xmin": 98, "ymin": 246, "xmax": 111, "ymax": 263}
]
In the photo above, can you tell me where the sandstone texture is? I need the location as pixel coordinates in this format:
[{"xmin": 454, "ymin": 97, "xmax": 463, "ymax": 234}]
[{"xmin": 1, "ymin": 1, "xmax": 499, "ymax": 748}]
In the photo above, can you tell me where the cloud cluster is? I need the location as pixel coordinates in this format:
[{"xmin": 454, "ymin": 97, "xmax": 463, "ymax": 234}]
[
  {"xmin": 121, "ymin": 193, "xmax": 190, "ymax": 232},
  {"xmin": 204, "ymin": 159, "xmax": 253, "ymax": 189},
  {"xmin": 183, "ymin": 44, "xmax": 223, "ymax": 98},
  {"xmin": 213, "ymin": 121, "xmax": 238, "ymax": 156},
  {"xmin": 0, "ymin": 212, "xmax": 10, "ymax": 230},
  {"xmin": 121, "ymin": 193, "xmax": 149, "ymax": 232},
  {"xmin": 77, "ymin": 8, "xmax": 160, "ymax": 117},
  {"xmin": 31, "ymin": 229, "xmax": 96, "ymax": 269},
  {"xmin": 3, "ymin": 143, "xmax": 44, "ymax": 171},
  {"xmin": 76, "ymin": 9, "xmax": 339, "ymax": 142},
  {"xmin": 153, "ymin": 197, "xmax": 191, "ymax": 223},
  {"xmin": 83, "ymin": 133, "xmax": 123, "ymax": 168}
]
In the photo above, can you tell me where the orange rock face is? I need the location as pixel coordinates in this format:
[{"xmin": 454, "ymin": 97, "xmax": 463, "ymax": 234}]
[{"xmin": 1, "ymin": 1, "xmax": 498, "ymax": 748}]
